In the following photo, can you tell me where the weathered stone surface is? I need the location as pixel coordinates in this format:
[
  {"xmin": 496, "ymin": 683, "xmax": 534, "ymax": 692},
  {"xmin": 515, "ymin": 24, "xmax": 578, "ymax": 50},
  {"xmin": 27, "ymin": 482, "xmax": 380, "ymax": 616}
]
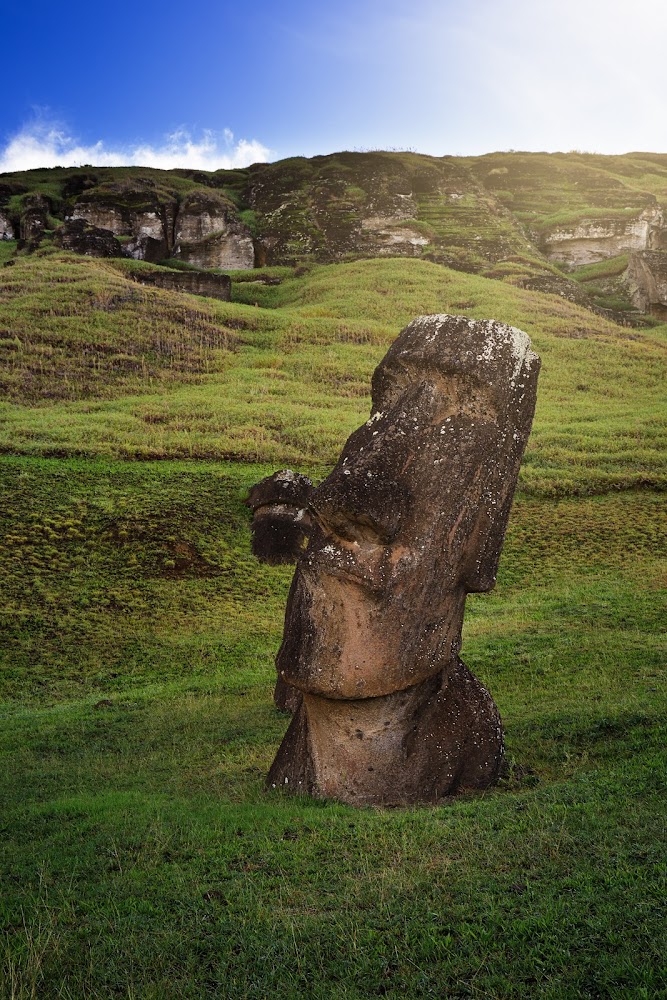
[
  {"xmin": 251, "ymin": 314, "xmax": 540, "ymax": 806},
  {"xmin": 72, "ymin": 202, "xmax": 127, "ymax": 235},
  {"xmin": 128, "ymin": 268, "xmax": 231, "ymax": 301},
  {"xmin": 625, "ymin": 250, "xmax": 667, "ymax": 316},
  {"xmin": 71, "ymin": 178, "xmax": 177, "ymax": 262},
  {"xmin": 71, "ymin": 202, "xmax": 170, "ymax": 262},
  {"xmin": 0, "ymin": 210, "xmax": 14, "ymax": 240},
  {"xmin": 175, "ymin": 229, "xmax": 254, "ymax": 269},
  {"xmin": 71, "ymin": 185, "xmax": 254, "ymax": 268},
  {"xmin": 247, "ymin": 152, "xmax": 538, "ymax": 271},
  {"xmin": 246, "ymin": 470, "xmax": 314, "ymax": 565},
  {"xmin": 72, "ymin": 202, "xmax": 171, "ymax": 257},
  {"xmin": 19, "ymin": 195, "xmax": 49, "ymax": 243},
  {"xmin": 174, "ymin": 190, "xmax": 254, "ymax": 270},
  {"xmin": 53, "ymin": 219, "xmax": 123, "ymax": 258},
  {"xmin": 360, "ymin": 223, "xmax": 430, "ymax": 256},
  {"xmin": 123, "ymin": 234, "xmax": 169, "ymax": 263},
  {"xmin": 542, "ymin": 207, "xmax": 665, "ymax": 266},
  {"xmin": 516, "ymin": 273, "xmax": 594, "ymax": 306}
]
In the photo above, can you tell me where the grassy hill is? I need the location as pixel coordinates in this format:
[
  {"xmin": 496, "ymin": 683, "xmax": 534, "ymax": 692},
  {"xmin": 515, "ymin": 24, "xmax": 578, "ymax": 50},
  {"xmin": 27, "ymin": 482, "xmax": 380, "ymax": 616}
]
[
  {"xmin": 4, "ymin": 149, "xmax": 667, "ymax": 307},
  {"xmin": 1, "ymin": 156, "xmax": 666, "ymax": 997}
]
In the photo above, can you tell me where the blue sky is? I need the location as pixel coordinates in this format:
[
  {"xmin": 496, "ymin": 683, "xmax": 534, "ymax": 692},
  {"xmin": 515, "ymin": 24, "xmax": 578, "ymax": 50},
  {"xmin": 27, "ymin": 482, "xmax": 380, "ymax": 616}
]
[{"xmin": 2, "ymin": 0, "xmax": 666, "ymax": 171}]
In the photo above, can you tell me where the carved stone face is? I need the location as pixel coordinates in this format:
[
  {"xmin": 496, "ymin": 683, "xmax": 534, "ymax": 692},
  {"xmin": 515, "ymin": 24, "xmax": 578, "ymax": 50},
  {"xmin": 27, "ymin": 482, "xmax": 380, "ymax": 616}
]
[{"xmin": 276, "ymin": 315, "xmax": 540, "ymax": 700}]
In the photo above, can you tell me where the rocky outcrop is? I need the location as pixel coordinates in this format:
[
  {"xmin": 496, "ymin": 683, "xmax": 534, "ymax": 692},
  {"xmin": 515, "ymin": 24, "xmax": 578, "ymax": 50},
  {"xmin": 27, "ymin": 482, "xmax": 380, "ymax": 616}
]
[
  {"xmin": 123, "ymin": 232, "xmax": 169, "ymax": 263},
  {"xmin": 71, "ymin": 203, "xmax": 170, "ymax": 262},
  {"xmin": 359, "ymin": 221, "xmax": 429, "ymax": 256},
  {"xmin": 625, "ymin": 250, "xmax": 667, "ymax": 315},
  {"xmin": 357, "ymin": 193, "xmax": 430, "ymax": 257},
  {"xmin": 72, "ymin": 183, "xmax": 253, "ymax": 269},
  {"xmin": 516, "ymin": 272, "xmax": 597, "ymax": 306},
  {"xmin": 53, "ymin": 219, "xmax": 122, "ymax": 258},
  {"xmin": 173, "ymin": 190, "xmax": 254, "ymax": 269},
  {"xmin": 542, "ymin": 207, "xmax": 666, "ymax": 266},
  {"xmin": 247, "ymin": 152, "xmax": 541, "ymax": 271},
  {"xmin": 7, "ymin": 152, "xmax": 667, "ymax": 302},
  {"xmin": 19, "ymin": 195, "xmax": 50, "ymax": 243},
  {"xmin": 0, "ymin": 210, "xmax": 14, "ymax": 240},
  {"xmin": 128, "ymin": 268, "xmax": 231, "ymax": 301},
  {"xmin": 71, "ymin": 178, "xmax": 174, "ymax": 264}
]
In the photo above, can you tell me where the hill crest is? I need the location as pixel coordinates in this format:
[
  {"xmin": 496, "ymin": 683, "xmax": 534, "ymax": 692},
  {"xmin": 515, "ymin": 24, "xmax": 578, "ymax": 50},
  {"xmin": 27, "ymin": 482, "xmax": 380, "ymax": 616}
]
[{"xmin": 3, "ymin": 150, "xmax": 667, "ymax": 318}]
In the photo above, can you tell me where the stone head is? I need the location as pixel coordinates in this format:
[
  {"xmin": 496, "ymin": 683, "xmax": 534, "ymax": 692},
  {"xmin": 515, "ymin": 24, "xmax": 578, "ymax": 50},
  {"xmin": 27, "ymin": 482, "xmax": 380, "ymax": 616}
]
[{"xmin": 271, "ymin": 315, "xmax": 540, "ymax": 701}]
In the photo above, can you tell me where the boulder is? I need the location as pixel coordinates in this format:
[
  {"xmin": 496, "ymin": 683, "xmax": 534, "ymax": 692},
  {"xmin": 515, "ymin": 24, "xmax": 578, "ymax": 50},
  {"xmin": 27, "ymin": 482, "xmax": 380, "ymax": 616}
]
[
  {"xmin": 128, "ymin": 268, "xmax": 231, "ymax": 301},
  {"xmin": 123, "ymin": 234, "xmax": 169, "ymax": 263},
  {"xmin": 0, "ymin": 210, "xmax": 14, "ymax": 240},
  {"xmin": 19, "ymin": 194, "xmax": 49, "ymax": 244}
]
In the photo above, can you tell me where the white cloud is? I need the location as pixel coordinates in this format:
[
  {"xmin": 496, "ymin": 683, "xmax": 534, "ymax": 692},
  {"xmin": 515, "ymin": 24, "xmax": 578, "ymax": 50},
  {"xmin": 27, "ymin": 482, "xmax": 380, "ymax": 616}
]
[{"xmin": 0, "ymin": 122, "xmax": 272, "ymax": 173}]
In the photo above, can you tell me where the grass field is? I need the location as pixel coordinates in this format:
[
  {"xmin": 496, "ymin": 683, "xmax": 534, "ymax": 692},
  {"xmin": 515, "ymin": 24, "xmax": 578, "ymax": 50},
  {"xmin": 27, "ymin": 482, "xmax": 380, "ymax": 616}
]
[{"xmin": 1, "ymin": 246, "xmax": 666, "ymax": 997}]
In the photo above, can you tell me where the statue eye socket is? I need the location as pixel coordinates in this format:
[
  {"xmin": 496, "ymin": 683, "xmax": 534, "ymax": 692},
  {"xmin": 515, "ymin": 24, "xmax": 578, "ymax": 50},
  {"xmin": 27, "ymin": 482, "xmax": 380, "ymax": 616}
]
[
  {"xmin": 311, "ymin": 507, "xmax": 394, "ymax": 546},
  {"xmin": 376, "ymin": 364, "xmax": 497, "ymax": 423}
]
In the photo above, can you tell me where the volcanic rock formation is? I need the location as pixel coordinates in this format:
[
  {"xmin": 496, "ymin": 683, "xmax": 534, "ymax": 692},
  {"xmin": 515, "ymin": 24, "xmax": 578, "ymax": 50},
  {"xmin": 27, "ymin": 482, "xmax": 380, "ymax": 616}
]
[
  {"xmin": 71, "ymin": 183, "xmax": 254, "ymax": 268},
  {"xmin": 249, "ymin": 314, "xmax": 540, "ymax": 806},
  {"xmin": 53, "ymin": 219, "xmax": 123, "ymax": 258},
  {"xmin": 127, "ymin": 268, "xmax": 232, "ymax": 301},
  {"xmin": 172, "ymin": 190, "xmax": 254, "ymax": 270},
  {"xmin": 625, "ymin": 250, "xmax": 667, "ymax": 316},
  {"xmin": 541, "ymin": 207, "xmax": 666, "ymax": 266},
  {"xmin": 0, "ymin": 210, "xmax": 14, "ymax": 240},
  {"xmin": 18, "ymin": 194, "xmax": 49, "ymax": 244}
]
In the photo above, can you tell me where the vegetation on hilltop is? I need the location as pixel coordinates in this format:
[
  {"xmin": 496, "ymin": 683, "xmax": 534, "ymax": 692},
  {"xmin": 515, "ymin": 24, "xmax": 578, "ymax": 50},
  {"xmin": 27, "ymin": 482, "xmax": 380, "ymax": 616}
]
[
  {"xmin": 5, "ymin": 150, "xmax": 667, "ymax": 312},
  {"xmin": 465, "ymin": 151, "xmax": 667, "ymax": 230}
]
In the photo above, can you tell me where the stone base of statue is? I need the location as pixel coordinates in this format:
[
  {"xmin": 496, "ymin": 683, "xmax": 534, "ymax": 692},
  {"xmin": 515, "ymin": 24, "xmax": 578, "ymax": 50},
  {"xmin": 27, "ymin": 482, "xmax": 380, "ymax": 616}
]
[{"xmin": 267, "ymin": 660, "xmax": 503, "ymax": 805}]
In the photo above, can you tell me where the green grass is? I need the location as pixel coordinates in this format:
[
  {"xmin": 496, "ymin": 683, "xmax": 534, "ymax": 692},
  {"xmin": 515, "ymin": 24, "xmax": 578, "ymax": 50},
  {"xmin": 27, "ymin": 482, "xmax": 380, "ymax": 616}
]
[
  {"xmin": 570, "ymin": 255, "xmax": 630, "ymax": 284},
  {"xmin": 0, "ymin": 231, "xmax": 666, "ymax": 996},
  {"xmin": 1, "ymin": 254, "xmax": 665, "ymax": 493},
  {"xmin": 567, "ymin": 254, "xmax": 637, "ymax": 313},
  {"xmin": 466, "ymin": 152, "xmax": 667, "ymax": 236},
  {"xmin": 1, "ymin": 458, "xmax": 665, "ymax": 997},
  {"xmin": 0, "ymin": 241, "xmax": 17, "ymax": 265}
]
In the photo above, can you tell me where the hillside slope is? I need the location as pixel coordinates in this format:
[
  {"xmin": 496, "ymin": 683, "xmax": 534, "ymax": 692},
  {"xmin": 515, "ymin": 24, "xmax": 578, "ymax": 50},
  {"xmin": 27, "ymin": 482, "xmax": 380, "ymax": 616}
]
[
  {"xmin": 4, "ymin": 150, "xmax": 667, "ymax": 316},
  {"xmin": 0, "ymin": 250, "xmax": 664, "ymax": 496},
  {"xmin": 1, "ymin": 154, "xmax": 666, "ymax": 997}
]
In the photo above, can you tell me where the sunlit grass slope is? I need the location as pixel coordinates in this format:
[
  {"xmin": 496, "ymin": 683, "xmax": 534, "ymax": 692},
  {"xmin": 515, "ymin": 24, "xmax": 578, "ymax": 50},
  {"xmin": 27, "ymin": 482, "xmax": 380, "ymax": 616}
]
[
  {"xmin": 1, "ymin": 246, "xmax": 666, "ymax": 997},
  {"xmin": 1, "ymin": 251, "xmax": 665, "ymax": 495},
  {"xmin": 1, "ymin": 456, "xmax": 665, "ymax": 997}
]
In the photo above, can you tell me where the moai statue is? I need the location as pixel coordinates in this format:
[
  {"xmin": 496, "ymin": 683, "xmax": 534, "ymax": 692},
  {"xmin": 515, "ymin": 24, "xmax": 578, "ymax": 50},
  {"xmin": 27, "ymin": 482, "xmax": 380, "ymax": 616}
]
[{"xmin": 247, "ymin": 315, "xmax": 540, "ymax": 805}]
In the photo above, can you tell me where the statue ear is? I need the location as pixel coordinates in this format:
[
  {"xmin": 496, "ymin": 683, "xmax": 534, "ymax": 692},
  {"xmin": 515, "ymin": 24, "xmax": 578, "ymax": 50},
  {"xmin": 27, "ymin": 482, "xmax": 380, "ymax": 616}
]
[
  {"xmin": 245, "ymin": 471, "xmax": 314, "ymax": 565},
  {"xmin": 250, "ymin": 505, "xmax": 312, "ymax": 564},
  {"xmin": 460, "ymin": 494, "xmax": 514, "ymax": 593}
]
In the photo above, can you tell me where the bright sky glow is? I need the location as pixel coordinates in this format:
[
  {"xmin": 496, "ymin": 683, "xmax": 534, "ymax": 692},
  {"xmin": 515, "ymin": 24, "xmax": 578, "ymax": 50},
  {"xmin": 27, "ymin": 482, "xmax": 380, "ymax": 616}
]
[{"xmin": 1, "ymin": 0, "xmax": 666, "ymax": 171}]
